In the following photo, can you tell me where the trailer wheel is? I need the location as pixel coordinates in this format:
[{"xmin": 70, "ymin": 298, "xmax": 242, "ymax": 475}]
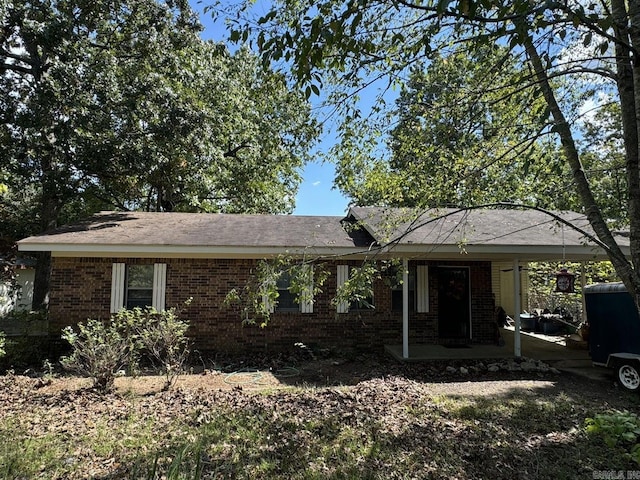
[{"xmin": 617, "ymin": 361, "xmax": 640, "ymax": 392}]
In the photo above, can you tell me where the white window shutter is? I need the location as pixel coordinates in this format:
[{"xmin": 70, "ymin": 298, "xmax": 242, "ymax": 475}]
[
  {"xmin": 416, "ymin": 265, "xmax": 429, "ymax": 313},
  {"xmin": 300, "ymin": 265, "xmax": 314, "ymax": 314},
  {"xmin": 152, "ymin": 263, "xmax": 167, "ymax": 311},
  {"xmin": 262, "ymin": 279, "xmax": 275, "ymax": 314},
  {"xmin": 110, "ymin": 263, "xmax": 126, "ymax": 313},
  {"xmin": 336, "ymin": 265, "xmax": 349, "ymax": 313}
]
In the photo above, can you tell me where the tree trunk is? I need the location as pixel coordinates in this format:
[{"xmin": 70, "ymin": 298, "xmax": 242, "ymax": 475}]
[
  {"xmin": 523, "ymin": 37, "xmax": 640, "ymax": 305},
  {"xmin": 31, "ymin": 252, "xmax": 51, "ymax": 310},
  {"xmin": 612, "ymin": 0, "xmax": 640, "ymax": 309},
  {"xmin": 31, "ymin": 159, "xmax": 61, "ymax": 310},
  {"xmin": 624, "ymin": 0, "xmax": 640, "ymax": 280}
]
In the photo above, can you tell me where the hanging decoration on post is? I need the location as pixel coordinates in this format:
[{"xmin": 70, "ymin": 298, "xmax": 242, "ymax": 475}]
[
  {"xmin": 555, "ymin": 268, "xmax": 576, "ymax": 293},
  {"xmin": 554, "ymin": 224, "xmax": 575, "ymax": 293}
]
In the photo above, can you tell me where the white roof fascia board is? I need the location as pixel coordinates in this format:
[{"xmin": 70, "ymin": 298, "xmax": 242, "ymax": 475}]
[
  {"xmin": 18, "ymin": 243, "xmax": 365, "ymax": 258},
  {"xmin": 380, "ymin": 244, "xmax": 621, "ymax": 261}
]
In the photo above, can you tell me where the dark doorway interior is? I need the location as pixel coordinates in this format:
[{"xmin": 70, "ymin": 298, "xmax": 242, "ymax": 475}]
[{"xmin": 437, "ymin": 267, "xmax": 471, "ymax": 339}]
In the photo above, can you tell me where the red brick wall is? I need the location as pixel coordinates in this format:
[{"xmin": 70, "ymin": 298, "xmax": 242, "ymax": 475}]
[{"xmin": 49, "ymin": 257, "xmax": 497, "ymax": 353}]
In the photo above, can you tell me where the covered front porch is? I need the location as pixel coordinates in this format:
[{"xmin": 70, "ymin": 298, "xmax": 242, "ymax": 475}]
[
  {"xmin": 386, "ymin": 326, "xmax": 590, "ymax": 362},
  {"xmin": 349, "ymin": 206, "xmax": 630, "ymax": 360}
]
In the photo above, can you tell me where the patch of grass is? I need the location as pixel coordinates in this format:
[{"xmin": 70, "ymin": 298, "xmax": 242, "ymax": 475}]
[
  {"xmin": 86, "ymin": 413, "xmax": 158, "ymax": 458},
  {"xmin": 0, "ymin": 420, "xmax": 75, "ymax": 478}
]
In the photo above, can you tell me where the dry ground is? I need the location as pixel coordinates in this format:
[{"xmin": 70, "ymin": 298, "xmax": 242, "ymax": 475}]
[
  {"xmin": 34, "ymin": 354, "xmax": 613, "ymax": 398},
  {"xmin": 1, "ymin": 353, "xmax": 639, "ymax": 479}
]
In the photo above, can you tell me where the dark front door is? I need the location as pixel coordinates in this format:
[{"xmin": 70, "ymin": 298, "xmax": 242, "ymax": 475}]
[{"xmin": 438, "ymin": 267, "xmax": 471, "ymax": 339}]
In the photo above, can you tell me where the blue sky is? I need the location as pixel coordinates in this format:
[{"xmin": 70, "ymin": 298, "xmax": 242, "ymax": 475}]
[{"xmin": 193, "ymin": 2, "xmax": 351, "ymax": 216}]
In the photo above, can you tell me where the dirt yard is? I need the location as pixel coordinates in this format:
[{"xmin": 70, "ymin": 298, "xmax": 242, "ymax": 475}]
[
  {"xmin": 1, "ymin": 353, "xmax": 638, "ymax": 479},
  {"xmin": 26, "ymin": 352, "xmax": 628, "ymax": 402}
]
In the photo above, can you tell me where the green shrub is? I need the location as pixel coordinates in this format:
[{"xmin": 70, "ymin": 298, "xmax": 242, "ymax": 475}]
[
  {"xmin": 0, "ymin": 331, "xmax": 5, "ymax": 358},
  {"xmin": 114, "ymin": 306, "xmax": 190, "ymax": 390},
  {"xmin": 61, "ymin": 305, "xmax": 190, "ymax": 392},
  {"xmin": 0, "ymin": 335, "xmax": 52, "ymax": 371},
  {"xmin": 585, "ymin": 410, "xmax": 640, "ymax": 464},
  {"xmin": 0, "ymin": 309, "xmax": 48, "ymax": 336},
  {"xmin": 61, "ymin": 319, "xmax": 132, "ymax": 392}
]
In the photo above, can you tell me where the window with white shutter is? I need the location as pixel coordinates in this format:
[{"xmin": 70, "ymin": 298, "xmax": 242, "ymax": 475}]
[
  {"xmin": 273, "ymin": 265, "xmax": 314, "ymax": 313},
  {"xmin": 111, "ymin": 263, "xmax": 167, "ymax": 313},
  {"xmin": 416, "ymin": 265, "xmax": 429, "ymax": 313},
  {"xmin": 336, "ymin": 265, "xmax": 349, "ymax": 313},
  {"xmin": 110, "ymin": 263, "xmax": 126, "ymax": 313},
  {"xmin": 299, "ymin": 265, "xmax": 314, "ymax": 314}
]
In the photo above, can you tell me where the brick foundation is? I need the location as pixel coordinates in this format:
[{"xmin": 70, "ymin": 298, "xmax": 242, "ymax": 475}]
[{"xmin": 49, "ymin": 257, "xmax": 496, "ymax": 353}]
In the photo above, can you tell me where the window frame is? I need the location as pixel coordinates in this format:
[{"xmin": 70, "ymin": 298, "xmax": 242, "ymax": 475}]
[
  {"xmin": 275, "ymin": 271, "xmax": 300, "ymax": 313},
  {"xmin": 391, "ymin": 267, "xmax": 416, "ymax": 312},
  {"xmin": 349, "ymin": 295, "xmax": 375, "ymax": 311},
  {"xmin": 125, "ymin": 264, "xmax": 154, "ymax": 310}
]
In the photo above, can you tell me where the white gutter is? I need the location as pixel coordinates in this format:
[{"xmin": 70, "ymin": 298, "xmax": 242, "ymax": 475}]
[
  {"xmin": 17, "ymin": 243, "xmax": 366, "ymax": 259},
  {"xmin": 387, "ymin": 244, "xmax": 621, "ymax": 261}
]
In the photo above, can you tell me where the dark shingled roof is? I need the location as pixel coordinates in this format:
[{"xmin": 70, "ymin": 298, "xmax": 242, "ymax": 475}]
[
  {"xmin": 18, "ymin": 211, "xmax": 364, "ymax": 248},
  {"xmin": 17, "ymin": 207, "xmax": 629, "ymax": 261},
  {"xmin": 348, "ymin": 206, "xmax": 629, "ymax": 249}
]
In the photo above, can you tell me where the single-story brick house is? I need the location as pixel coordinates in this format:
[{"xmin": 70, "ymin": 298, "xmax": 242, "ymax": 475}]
[{"xmin": 17, "ymin": 206, "xmax": 628, "ymax": 357}]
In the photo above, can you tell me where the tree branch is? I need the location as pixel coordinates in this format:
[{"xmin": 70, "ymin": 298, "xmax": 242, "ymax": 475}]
[
  {"xmin": 224, "ymin": 142, "xmax": 252, "ymax": 158},
  {"xmin": 523, "ymin": 34, "xmax": 639, "ymax": 298},
  {"xmin": 0, "ymin": 62, "xmax": 33, "ymax": 76}
]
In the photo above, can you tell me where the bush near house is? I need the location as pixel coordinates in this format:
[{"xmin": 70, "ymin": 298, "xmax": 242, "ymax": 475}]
[
  {"xmin": 61, "ymin": 306, "xmax": 190, "ymax": 392},
  {"xmin": 61, "ymin": 319, "xmax": 132, "ymax": 392},
  {"xmin": 0, "ymin": 310, "xmax": 51, "ymax": 371},
  {"xmin": 0, "ymin": 309, "xmax": 48, "ymax": 336}
]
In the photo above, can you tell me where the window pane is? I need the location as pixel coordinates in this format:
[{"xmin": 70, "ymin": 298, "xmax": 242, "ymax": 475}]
[
  {"xmin": 127, "ymin": 265, "xmax": 153, "ymax": 289},
  {"xmin": 278, "ymin": 290, "xmax": 299, "ymax": 310},
  {"xmin": 276, "ymin": 272, "xmax": 291, "ymax": 289},
  {"xmin": 127, "ymin": 289, "xmax": 153, "ymax": 309},
  {"xmin": 392, "ymin": 290, "xmax": 415, "ymax": 312},
  {"xmin": 276, "ymin": 272, "xmax": 299, "ymax": 311},
  {"xmin": 126, "ymin": 265, "xmax": 153, "ymax": 309},
  {"xmin": 391, "ymin": 270, "xmax": 416, "ymax": 312},
  {"xmin": 350, "ymin": 296, "xmax": 374, "ymax": 310}
]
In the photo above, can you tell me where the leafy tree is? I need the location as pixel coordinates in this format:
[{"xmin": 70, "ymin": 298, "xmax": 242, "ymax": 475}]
[
  {"xmin": 219, "ymin": 0, "xmax": 640, "ymax": 310},
  {"xmin": 580, "ymin": 102, "xmax": 629, "ymax": 228},
  {"xmin": 79, "ymin": 42, "xmax": 317, "ymax": 215},
  {"xmin": 1, "ymin": 0, "xmax": 318, "ymax": 308},
  {"xmin": 336, "ymin": 45, "xmax": 572, "ymax": 209}
]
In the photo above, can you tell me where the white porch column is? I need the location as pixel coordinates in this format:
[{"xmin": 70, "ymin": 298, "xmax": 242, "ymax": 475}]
[
  {"xmin": 581, "ymin": 262, "xmax": 587, "ymax": 322},
  {"xmin": 403, "ymin": 258, "xmax": 409, "ymax": 359},
  {"xmin": 513, "ymin": 258, "xmax": 522, "ymax": 357}
]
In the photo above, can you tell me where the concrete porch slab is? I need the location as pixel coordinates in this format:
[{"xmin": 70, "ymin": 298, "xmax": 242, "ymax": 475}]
[{"xmin": 385, "ymin": 326, "xmax": 592, "ymax": 362}]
